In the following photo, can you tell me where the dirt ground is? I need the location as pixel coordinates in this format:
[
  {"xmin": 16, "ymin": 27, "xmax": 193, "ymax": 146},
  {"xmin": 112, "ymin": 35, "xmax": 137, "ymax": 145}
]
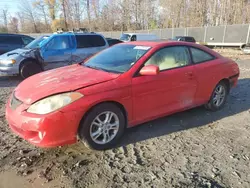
[{"xmin": 0, "ymin": 49, "xmax": 250, "ymax": 188}]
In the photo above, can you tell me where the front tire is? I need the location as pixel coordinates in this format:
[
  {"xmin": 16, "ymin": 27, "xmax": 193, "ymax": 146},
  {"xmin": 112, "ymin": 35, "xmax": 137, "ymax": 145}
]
[
  {"xmin": 20, "ymin": 61, "xmax": 43, "ymax": 79},
  {"xmin": 78, "ymin": 103, "xmax": 126, "ymax": 150},
  {"xmin": 205, "ymin": 81, "xmax": 229, "ymax": 111}
]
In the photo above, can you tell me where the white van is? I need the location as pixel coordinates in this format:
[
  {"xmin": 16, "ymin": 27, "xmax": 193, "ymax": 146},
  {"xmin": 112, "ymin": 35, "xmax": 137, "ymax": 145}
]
[{"xmin": 120, "ymin": 33, "xmax": 159, "ymax": 42}]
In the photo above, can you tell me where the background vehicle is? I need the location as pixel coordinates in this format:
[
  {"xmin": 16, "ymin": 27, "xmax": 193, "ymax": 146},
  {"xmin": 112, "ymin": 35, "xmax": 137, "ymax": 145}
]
[
  {"xmin": 169, "ymin": 36, "xmax": 196, "ymax": 43},
  {"xmin": 6, "ymin": 41, "xmax": 239, "ymax": 150},
  {"xmin": 242, "ymin": 43, "xmax": 250, "ymax": 54},
  {"xmin": 120, "ymin": 33, "xmax": 159, "ymax": 42},
  {"xmin": 0, "ymin": 33, "xmax": 34, "ymax": 55},
  {"xmin": 0, "ymin": 35, "xmax": 50, "ymax": 77},
  {"xmin": 0, "ymin": 32, "xmax": 108, "ymax": 78},
  {"xmin": 106, "ymin": 38, "xmax": 123, "ymax": 46}
]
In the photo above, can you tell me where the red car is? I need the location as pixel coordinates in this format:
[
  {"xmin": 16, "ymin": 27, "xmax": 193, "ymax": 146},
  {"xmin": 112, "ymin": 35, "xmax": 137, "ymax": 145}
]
[{"xmin": 6, "ymin": 41, "xmax": 239, "ymax": 150}]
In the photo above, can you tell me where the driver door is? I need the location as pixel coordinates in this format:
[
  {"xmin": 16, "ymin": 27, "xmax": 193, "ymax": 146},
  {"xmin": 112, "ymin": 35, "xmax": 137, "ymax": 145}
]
[
  {"xmin": 132, "ymin": 46, "xmax": 198, "ymax": 123},
  {"xmin": 42, "ymin": 35, "xmax": 74, "ymax": 70}
]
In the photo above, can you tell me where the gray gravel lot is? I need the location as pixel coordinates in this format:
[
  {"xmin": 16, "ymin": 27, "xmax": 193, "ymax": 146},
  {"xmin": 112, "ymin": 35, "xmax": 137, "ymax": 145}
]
[{"xmin": 0, "ymin": 58, "xmax": 250, "ymax": 188}]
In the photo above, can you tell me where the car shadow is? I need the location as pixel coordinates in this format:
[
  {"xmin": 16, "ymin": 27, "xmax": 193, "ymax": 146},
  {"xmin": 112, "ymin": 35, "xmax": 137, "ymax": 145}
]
[
  {"xmin": 119, "ymin": 78, "xmax": 250, "ymax": 147},
  {"xmin": 0, "ymin": 76, "xmax": 21, "ymax": 88}
]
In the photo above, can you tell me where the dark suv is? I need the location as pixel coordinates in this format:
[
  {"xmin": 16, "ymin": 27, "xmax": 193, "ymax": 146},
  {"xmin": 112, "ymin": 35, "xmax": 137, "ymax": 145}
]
[
  {"xmin": 0, "ymin": 34, "xmax": 34, "ymax": 55},
  {"xmin": 170, "ymin": 36, "xmax": 196, "ymax": 43}
]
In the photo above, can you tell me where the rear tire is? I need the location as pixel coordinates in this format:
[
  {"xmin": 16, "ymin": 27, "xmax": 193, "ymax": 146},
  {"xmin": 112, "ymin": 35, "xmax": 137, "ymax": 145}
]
[
  {"xmin": 20, "ymin": 61, "xmax": 42, "ymax": 79},
  {"xmin": 205, "ymin": 81, "xmax": 229, "ymax": 111},
  {"xmin": 78, "ymin": 103, "xmax": 126, "ymax": 150}
]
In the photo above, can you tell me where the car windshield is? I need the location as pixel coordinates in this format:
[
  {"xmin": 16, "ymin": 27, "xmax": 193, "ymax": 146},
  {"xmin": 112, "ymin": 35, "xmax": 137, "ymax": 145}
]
[
  {"xmin": 84, "ymin": 44, "xmax": 151, "ymax": 73},
  {"xmin": 25, "ymin": 36, "xmax": 49, "ymax": 49},
  {"xmin": 120, "ymin": 34, "xmax": 131, "ymax": 41}
]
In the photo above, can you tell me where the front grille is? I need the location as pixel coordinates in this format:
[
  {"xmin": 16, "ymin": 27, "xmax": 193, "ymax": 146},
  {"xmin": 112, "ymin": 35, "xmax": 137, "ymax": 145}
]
[{"xmin": 10, "ymin": 93, "xmax": 22, "ymax": 110}]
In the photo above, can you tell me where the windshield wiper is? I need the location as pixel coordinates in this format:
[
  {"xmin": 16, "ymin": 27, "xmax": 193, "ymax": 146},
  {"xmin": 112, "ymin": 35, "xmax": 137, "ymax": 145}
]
[
  {"xmin": 84, "ymin": 64, "xmax": 105, "ymax": 71},
  {"xmin": 84, "ymin": 64, "xmax": 121, "ymax": 74}
]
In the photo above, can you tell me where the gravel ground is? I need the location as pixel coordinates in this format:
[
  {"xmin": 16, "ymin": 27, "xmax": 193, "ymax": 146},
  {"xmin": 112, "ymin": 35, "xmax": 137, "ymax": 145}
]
[{"xmin": 0, "ymin": 50, "xmax": 250, "ymax": 188}]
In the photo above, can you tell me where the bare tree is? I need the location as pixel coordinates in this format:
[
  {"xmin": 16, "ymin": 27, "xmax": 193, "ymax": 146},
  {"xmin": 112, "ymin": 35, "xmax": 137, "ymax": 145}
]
[
  {"xmin": 8, "ymin": 17, "xmax": 19, "ymax": 33},
  {"xmin": 19, "ymin": 0, "xmax": 39, "ymax": 32},
  {"xmin": 60, "ymin": 0, "xmax": 68, "ymax": 29},
  {"xmin": 45, "ymin": 0, "xmax": 57, "ymax": 21},
  {"xmin": 1, "ymin": 0, "xmax": 250, "ymax": 33},
  {"xmin": 0, "ymin": 7, "xmax": 9, "ymax": 32},
  {"xmin": 69, "ymin": 0, "xmax": 82, "ymax": 28},
  {"xmin": 86, "ymin": 0, "xmax": 91, "ymax": 30},
  {"xmin": 33, "ymin": 0, "xmax": 50, "ymax": 31}
]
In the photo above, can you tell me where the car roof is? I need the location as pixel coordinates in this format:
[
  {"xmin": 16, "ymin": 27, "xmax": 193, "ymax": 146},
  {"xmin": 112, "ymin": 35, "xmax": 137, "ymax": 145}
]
[
  {"xmin": 52, "ymin": 32, "xmax": 103, "ymax": 36},
  {"xmin": 0, "ymin": 33, "xmax": 33, "ymax": 37},
  {"xmin": 74, "ymin": 32, "xmax": 103, "ymax": 36},
  {"xmin": 120, "ymin": 40, "xmax": 172, "ymax": 47},
  {"xmin": 175, "ymin": 36, "xmax": 194, "ymax": 38},
  {"xmin": 123, "ymin": 40, "xmax": 199, "ymax": 47},
  {"xmin": 50, "ymin": 31, "xmax": 103, "ymax": 36},
  {"xmin": 119, "ymin": 41, "xmax": 222, "ymax": 57},
  {"xmin": 123, "ymin": 33, "xmax": 156, "ymax": 36}
]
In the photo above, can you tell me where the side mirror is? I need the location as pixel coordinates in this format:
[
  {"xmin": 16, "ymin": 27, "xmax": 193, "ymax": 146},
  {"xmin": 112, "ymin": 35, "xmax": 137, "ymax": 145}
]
[{"xmin": 139, "ymin": 65, "xmax": 159, "ymax": 76}]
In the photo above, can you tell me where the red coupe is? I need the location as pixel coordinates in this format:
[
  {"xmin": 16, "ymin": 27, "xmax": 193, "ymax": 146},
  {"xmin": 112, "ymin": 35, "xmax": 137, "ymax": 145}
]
[{"xmin": 6, "ymin": 41, "xmax": 239, "ymax": 150}]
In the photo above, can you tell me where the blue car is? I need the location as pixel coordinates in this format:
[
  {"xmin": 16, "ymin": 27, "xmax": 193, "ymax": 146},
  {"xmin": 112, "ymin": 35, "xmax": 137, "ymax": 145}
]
[{"xmin": 0, "ymin": 32, "xmax": 109, "ymax": 78}]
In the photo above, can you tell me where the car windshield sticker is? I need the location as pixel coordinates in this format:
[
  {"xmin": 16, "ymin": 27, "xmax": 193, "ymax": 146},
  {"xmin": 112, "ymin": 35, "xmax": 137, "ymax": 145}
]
[{"xmin": 133, "ymin": 46, "xmax": 151, "ymax": 50}]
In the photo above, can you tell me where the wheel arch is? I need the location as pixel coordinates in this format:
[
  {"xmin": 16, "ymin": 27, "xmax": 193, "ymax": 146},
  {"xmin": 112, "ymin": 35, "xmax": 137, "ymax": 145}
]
[
  {"xmin": 219, "ymin": 78, "xmax": 230, "ymax": 93},
  {"xmin": 19, "ymin": 58, "xmax": 43, "ymax": 72},
  {"xmin": 78, "ymin": 100, "xmax": 128, "ymax": 130}
]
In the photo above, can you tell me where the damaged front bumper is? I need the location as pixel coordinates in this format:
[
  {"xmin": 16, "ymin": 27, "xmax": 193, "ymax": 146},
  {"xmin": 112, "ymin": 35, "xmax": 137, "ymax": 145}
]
[
  {"xmin": 5, "ymin": 95, "xmax": 82, "ymax": 147},
  {"xmin": 0, "ymin": 64, "xmax": 19, "ymax": 75}
]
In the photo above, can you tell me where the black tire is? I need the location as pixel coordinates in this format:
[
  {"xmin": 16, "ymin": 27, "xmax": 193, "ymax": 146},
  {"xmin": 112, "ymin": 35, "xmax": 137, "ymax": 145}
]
[
  {"xmin": 78, "ymin": 103, "xmax": 126, "ymax": 150},
  {"xmin": 205, "ymin": 81, "xmax": 229, "ymax": 111},
  {"xmin": 20, "ymin": 61, "xmax": 43, "ymax": 79}
]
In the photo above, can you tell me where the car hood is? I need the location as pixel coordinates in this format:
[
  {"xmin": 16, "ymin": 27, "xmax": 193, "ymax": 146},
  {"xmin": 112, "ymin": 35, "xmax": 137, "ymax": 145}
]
[
  {"xmin": 14, "ymin": 64, "xmax": 120, "ymax": 104},
  {"xmin": 0, "ymin": 48, "xmax": 31, "ymax": 60}
]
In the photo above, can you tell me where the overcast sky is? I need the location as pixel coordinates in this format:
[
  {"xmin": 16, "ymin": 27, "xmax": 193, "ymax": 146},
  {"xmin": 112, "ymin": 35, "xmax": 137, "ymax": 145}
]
[{"xmin": 0, "ymin": 0, "xmax": 20, "ymax": 16}]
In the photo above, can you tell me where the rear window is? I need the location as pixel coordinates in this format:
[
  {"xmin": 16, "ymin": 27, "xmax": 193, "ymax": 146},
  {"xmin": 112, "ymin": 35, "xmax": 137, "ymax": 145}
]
[
  {"xmin": 190, "ymin": 47, "xmax": 215, "ymax": 64},
  {"xmin": 76, "ymin": 35, "xmax": 106, "ymax": 48},
  {"xmin": 0, "ymin": 36, "xmax": 23, "ymax": 45},
  {"xmin": 186, "ymin": 37, "xmax": 196, "ymax": 42}
]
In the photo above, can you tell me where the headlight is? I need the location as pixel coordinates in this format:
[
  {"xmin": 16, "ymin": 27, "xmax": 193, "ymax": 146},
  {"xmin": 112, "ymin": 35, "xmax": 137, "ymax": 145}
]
[
  {"xmin": 1, "ymin": 59, "xmax": 16, "ymax": 65},
  {"xmin": 27, "ymin": 92, "xmax": 83, "ymax": 115}
]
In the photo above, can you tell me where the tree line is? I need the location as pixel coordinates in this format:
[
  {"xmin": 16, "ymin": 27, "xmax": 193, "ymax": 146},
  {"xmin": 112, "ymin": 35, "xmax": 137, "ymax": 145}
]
[{"xmin": 0, "ymin": 0, "xmax": 250, "ymax": 33}]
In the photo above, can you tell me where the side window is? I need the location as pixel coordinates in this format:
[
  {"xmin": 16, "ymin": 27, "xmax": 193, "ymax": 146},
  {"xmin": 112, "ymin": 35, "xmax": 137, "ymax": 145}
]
[
  {"xmin": 91, "ymin": 35, "xmax": 106, "ymax": 47},
  {"xmin": 145, "ymin": 46, "xmax": 190, "ymax": 71},
  {"xmin": 76, "ymin": 35, "xmax": 106, "ymax": 48},
  {"xmin": 131, "ymin": 35, "xmax": 136, "ymax": 41},
  {"xmin": 190, "ymin": 47, "xmax": 215, "ymax": 64},
  {"xmin": 0, "ymin": 36, "xmax": 6, "ymax": 43},
  {"xmin": 47, "ymin": 36, "xmax": 70, "ymax": 50},
  {"xmin": 22, "ymin": 36, "xmax": 33, "ymax": 46},
  {"xmin": 4, "ymin": 36, "xmax": 23, "ymax": 45}
]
